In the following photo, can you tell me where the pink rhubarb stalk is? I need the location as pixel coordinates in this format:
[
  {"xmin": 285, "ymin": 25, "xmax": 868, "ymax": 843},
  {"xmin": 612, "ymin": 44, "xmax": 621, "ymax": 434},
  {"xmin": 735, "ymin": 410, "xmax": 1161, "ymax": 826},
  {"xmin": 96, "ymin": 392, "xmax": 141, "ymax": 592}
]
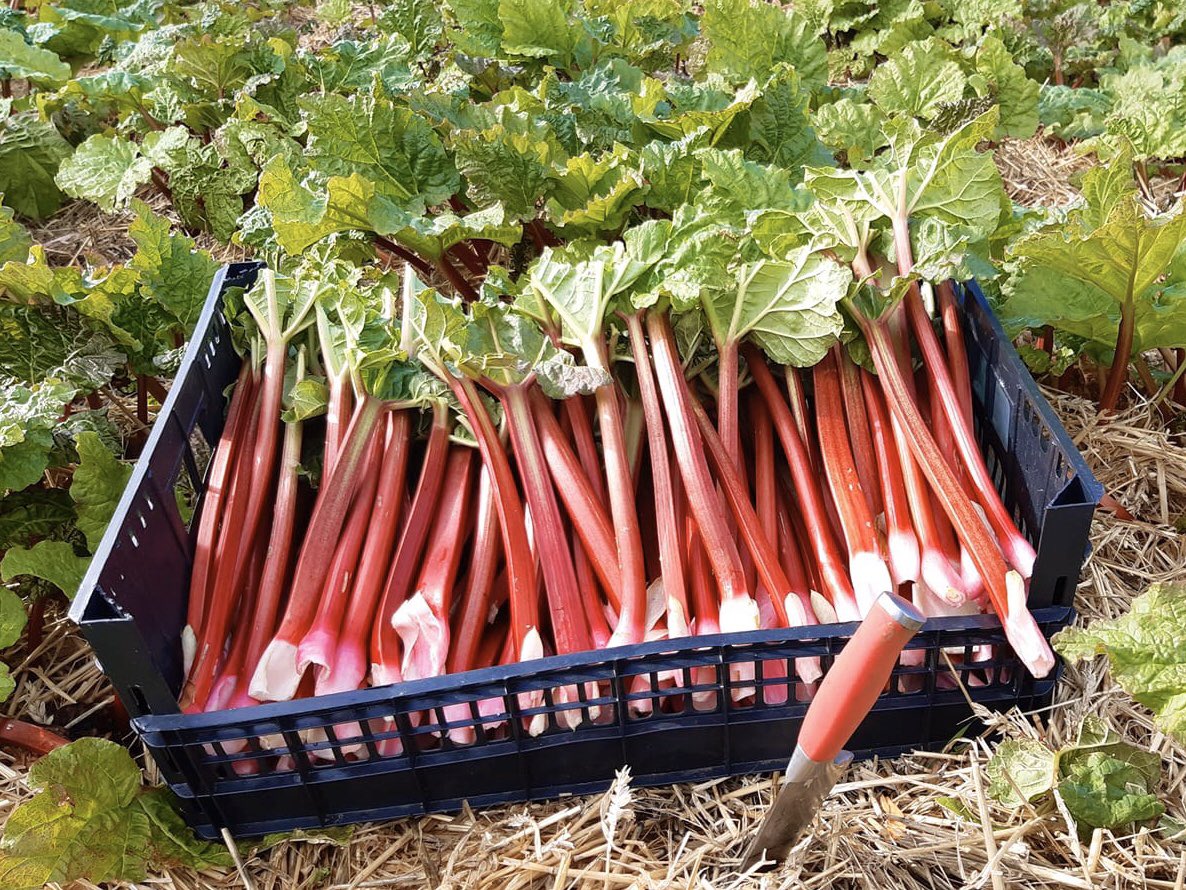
[
  {"xmin": 813, "ymin": 347, "xmax": 894, "ymax": 615},
  {"xmin": 745, "ymin": 346, "xmax": 860, "ymax": 621},
  {"xmin": 392, "ymin": 448, "xmax": 474, "ymax": 681}
]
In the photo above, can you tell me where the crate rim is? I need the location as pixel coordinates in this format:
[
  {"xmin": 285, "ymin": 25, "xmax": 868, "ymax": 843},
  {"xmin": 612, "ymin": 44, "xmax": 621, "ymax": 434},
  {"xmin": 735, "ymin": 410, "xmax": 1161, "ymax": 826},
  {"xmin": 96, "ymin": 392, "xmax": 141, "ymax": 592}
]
[
  {"xmin": 130, "ymin": 604, "xmax": 1073, "ymax": 735},
  {"xmin": 68, "ymin": 261, "xmax": 243, "ymax": 627}
]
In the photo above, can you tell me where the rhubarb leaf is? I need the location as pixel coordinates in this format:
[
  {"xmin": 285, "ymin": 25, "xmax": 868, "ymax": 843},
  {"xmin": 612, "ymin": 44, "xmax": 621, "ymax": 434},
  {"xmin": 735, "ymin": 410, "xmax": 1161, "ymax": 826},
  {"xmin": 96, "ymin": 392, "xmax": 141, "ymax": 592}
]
[
  {"xmin": 813, "ymin": 97, "xmax": 888, "ymax": 166},
  {"xmin": 701, "ymin": 0, "xmax": 827, "ymax": 90},
  {"xmin": 70, "ymin": 431, "xmax": 131, "ymax": 553},
  {"xmin": 986, "ymin": 738, "xmax": 1056, "ymax": 807},
  {"xmin": 0, "ymin": 738, "xmax": 230, "ymax": 889},
  {"xmin": 1057, "ymin": 734, "xmax": 1164, "ymax": 832},
  {"xmin": 446, "ymin": 0, "xmax": 504, "ymax": 57},
  {"xmin": 0, "ymin": 587, "xmax": 25, "ymax": 649},
  {"xmin": 302, "ymin": 92, "xmax": 458, "ymax": 207},
  {"xmin": 0, "ymin": 663, "xmax": 12, "ymax": 702},
  {"xmin": 372, "ymin": 203, "xmax": 522, "ymax": 261},
  {"xmin": 699, "ymin": 250, "xmax": 851, "ymax": 367},
  {"xmin": 1004, "ymin": 198, "xmax": 1186, "ymax": 361},
  {"xmin": 747, "ymin": 66, "xmax": 832, "ymax": 171},
  {"xmin": 0, "ymin": 489, "xmax": 75, "ymax": 550},
  {"xmin": 127, "ymin": 201, "xmax": 219, "ymax": 331},
  {"xmin": 0, "ymin": 540, "xmax": 88, "ymax": 599},
  {"xmin": 0, "ymin": 379, "xmax": 76, "ymax": 493},
  {"xmin": 498, "ymin": 0, "xmax": 579, "ymax": 65},
  {"xmin": 973, "ymin": 35, "xmax": 1038, "ymax": 139},
  {"xmin": 54, "ymin": 134, "xmax": 154, "ymax": 213},
  {"xmin": 0, "ymin": 29, "xmax": 70, "ymax": 85},
  {"xmin": 868, "ymin": 38, "xmax": 966, "ymax": 121},
  {"xmin": 0, "ymin": 202, "xmax": 30, "ymax": 265},
  {"xmin": 1054, "ymin": 583, "xmax": 1186, "ymax": 743},
  {"xmin": 0, "ymin": 112, "xmax": 72, "ymax": 220}
]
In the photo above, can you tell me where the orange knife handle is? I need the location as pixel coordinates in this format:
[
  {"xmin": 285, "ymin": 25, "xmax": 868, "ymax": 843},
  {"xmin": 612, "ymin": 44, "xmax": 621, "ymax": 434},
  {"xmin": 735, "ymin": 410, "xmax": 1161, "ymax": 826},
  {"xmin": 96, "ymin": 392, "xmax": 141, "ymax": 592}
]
[{"xmin": 797, "ymin": 592, "xmax": 924, "ymax": 764}]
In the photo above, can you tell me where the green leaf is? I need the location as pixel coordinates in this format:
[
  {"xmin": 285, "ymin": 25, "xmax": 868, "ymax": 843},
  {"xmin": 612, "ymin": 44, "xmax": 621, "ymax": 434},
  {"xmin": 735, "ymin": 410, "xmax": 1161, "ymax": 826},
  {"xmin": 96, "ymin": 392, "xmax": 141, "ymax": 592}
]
[
  {"xmin": 974, "ymin": 35, "xmax": 1038, "ymax": 139},
  {"xmin": 1038, "ymin": 85, "xmax": 1111, "ymax": 141},
  {"xmin": 136, "ymin": 788, "xmax": 234, "ymax": 870},
  {"xmin": 813, "ymin": 97, "xmax": 888, "ymax": 166},
  {"xmin": 0, "ymin": 662, "xmax": 12, "ymax": 703},
  {"xmin": 1101, "ymin": 58, "xmax": 1186, "ymax": 162},
  {"xmin": 868, "ymin": 38, "xmax": 966, "ymax": 121},
  {"xmin": 380, "ymin": 0, "xmax": 443, "ymax": 60},
  {"xmin": 302, "ymin": 92, "xmax": 458, "ymax": 208},
  {"xmin": 0, "ymin": 587, "xmax": 26, "ymax": 649},
  {"xmin": 446, "ymin": 0, "xmax": 503, "ymax": 57},
  {"xmin": 0, "ymin": 539, "xmax": 89, "ymax": 599},
  {"xmin": 498, "ymin": 0, "xmax": 579, "ymax": 64},
  {"xmin": 0, "ymin": 378, "xmax": 76, "ymax": 492},
  {"xmin": 746, "ymin": 66, "xmax": 831, "ymax": 172},
  {"xmin": 0, "ymin": 29, "xmax": 70, "ymax": 85},
  {"xmin": 453, "ymin": 115, "xmax": 561, "ymax": 219},
  {"xmin": 0, "ymin": 112, "xmax": 72, "ymax": 220},
  {"xmin": 54, "ymin": 133, "xmax": 154, "ymax": 213},
  {"xmin": 70, "ymin": 431, "xmax": 130, "ymax": 554},
  {"xmin": 699, "ymin": 250, "xmax": 851, "ymax": 366},
  {"xmin": 1058, "ymin": 748, "xmax": 1164, "ymax": 831},
  {"xmin": 1004, "ymin": 199, "xmax": 1186, "ymax": 360},
  {"xmin": 545, "ymin": 146, "xmax": 645, "ymax": 235},
  {"xmin": 986, "ymin": 738, "xmax": 1057, "ymax": 807},
  {"xmin": 127, "ymin": 201, "xmax": 218, "ymax": 332},
  {"xmin": 375, "ymin": 202, "xmax": 522, "ymax": 261},
  {"xmin": 1054, "ymin": 583, "xmax": 1186, "ymax": 743},
  {"xmin": 0, "ymin": 488, "xmax": 75, "ymax": 550},
  {"xmin": 701, "ymin": 0, "xmax": 827, "ymax": 91},
  {"xmin": 0, "ymin": 299, "xmax": 125, "ymax": 391},
  {"xmin": 0, "ymin": 200, "xmax": 30, "ymax": 265}
]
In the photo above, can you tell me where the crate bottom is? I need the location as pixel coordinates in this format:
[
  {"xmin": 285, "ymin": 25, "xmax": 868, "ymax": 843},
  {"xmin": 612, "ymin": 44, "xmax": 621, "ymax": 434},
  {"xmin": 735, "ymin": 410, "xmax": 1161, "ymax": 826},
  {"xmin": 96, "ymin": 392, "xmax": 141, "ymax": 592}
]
[{"xmin": 174, "ymin": 679, "xmax": 1059, "ymax": 840}]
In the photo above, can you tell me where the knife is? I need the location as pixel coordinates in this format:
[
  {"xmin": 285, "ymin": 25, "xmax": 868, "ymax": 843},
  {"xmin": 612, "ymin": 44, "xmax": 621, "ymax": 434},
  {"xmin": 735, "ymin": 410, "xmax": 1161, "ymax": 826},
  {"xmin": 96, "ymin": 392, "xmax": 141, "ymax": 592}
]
[{"xmin": 741, "ymin": 590, "xmax": 925, "ymax": 871}]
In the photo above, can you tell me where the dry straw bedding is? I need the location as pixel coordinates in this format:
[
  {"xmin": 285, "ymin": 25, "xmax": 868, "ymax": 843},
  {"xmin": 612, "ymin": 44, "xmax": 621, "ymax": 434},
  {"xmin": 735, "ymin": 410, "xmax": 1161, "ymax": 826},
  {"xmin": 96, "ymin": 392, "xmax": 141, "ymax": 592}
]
[{"xmin": 1, "ymin": 393, "xmax": 1183, "ymax": 890}]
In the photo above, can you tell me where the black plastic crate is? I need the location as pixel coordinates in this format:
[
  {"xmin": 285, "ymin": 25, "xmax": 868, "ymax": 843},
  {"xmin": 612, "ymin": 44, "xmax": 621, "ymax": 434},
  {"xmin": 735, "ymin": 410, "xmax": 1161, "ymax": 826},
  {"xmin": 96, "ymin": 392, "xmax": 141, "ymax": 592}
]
[{"xmin": 71, "ymin": 263, "xmax": 1101, "ymax": 839}]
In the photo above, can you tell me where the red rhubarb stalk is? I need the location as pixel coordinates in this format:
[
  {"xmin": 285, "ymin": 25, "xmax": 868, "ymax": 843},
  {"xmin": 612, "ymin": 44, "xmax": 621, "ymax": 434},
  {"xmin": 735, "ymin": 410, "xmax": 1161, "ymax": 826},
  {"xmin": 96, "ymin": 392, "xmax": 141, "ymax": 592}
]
[
  {"xmin": 647, "ymin": 312, "xmax": 759, "ymax": 635},
  {"xmin": 889, "ymin": 223, "xmax": 1037, "ymax": 577},
  {"xmin": 393, "ymin": 448, "xmax": 474, "ymax": 681},
  {"xmin": 446, "ymin": 465, "xmax": 502, "ymax": 678},
  {"xmin": 857, "ymin": 313, "xmax": 1054, "ymax": 677},
  {"xmin": 315, "ymin": 411, "xmax": 411, "ymax": 697},
  {"xmin": 532, "ymin": 393, "xmax": 622, "ymax": 602},
  {"xmin": 813, "ymin": 347, "xmax": 894, "ymax": 615},
  {"xmin": 624, "ymin": 311, "xmax": 689, "ymax": 637},
  {"xmin": 837, "ymin": 349, "xmax": 882, "ymax": 519},
  {"xmin": 296, "ymin": 427, "xmax": 384, "ymax": 682},
  {"xmin": 184, "ymin": 362, "xmax": 257, "ymax": 669},
  {"xmin": 500, "ymin": 384, "xmax": 592, "ymax": 654},
  {"xmin": 859, "ymin": 370, "xmax": 921, "ymax": 589},
  {"xmin": 370, "ymin": 404, "xmax": 452, "ymax": 688},
  {"xmin": 185, "ymin": 271, "xmax": 314, "ymax": 709},
  {"xmin": 250, "ymin": 394, "xmax": 386, "ymax": 700},
  {"xmin": 745, "ymin": 345, "xmax": 860, "ymax": 621},
  {"xmin": 230, "ymin": 350, "xmax": 309, "ymax": 708}
]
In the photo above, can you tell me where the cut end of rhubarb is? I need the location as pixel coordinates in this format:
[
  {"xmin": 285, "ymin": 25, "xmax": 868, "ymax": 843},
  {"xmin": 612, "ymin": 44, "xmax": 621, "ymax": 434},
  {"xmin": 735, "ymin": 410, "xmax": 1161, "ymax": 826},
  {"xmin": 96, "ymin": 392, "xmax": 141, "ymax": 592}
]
[
  {"xmin": 181, "ymin": 625, "xmax": 197, "ymax": 676},
  {"xmin": 370, "ymin": 662, "xmax": 402, "ymax": 690},
  {"xmin": 313, "ymin": 643, "xmax": 366, "ymax": 698},
  {"xmin": 888, "ymin": 529, "xmax": 922, "ymax": 587},
  {"xmin": 295, "ymin": 626, "xmax": 337, "ymax": 679},
  {"xmin": 810, "ymin": 591, "xmax": 838, "ymax": 625},
  {"xmin": 520, "ymin": 626, "xmax": 545, "ymax": 663},
  {"xmin": 796, "ymin": 655, "xmax": 824, "ymax": 685},
  {"xmin": 850, "ymin": 551, "xmax": 895, "ymax": 617},
  {"xmin": 1003, "ymin": 570, "xmax": 1055, "ymax": 678},
  {"xmin": 248, "ymin": 640, "xmax": 303, "ymax": 702},
  {"xmin": 1004, "ymin": 608, "xmax": 1055, "ymax": 678},
  {"xmin": 392, "ymin": 592, "xmax": 448, "ymax": 682},
  {"xmin": 666, "ymin": 597, "xmax": 689, "ymax": 639},
  {"xmin": 718, "ymin": 595, "xmax": 761, "ymax": 635}
]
